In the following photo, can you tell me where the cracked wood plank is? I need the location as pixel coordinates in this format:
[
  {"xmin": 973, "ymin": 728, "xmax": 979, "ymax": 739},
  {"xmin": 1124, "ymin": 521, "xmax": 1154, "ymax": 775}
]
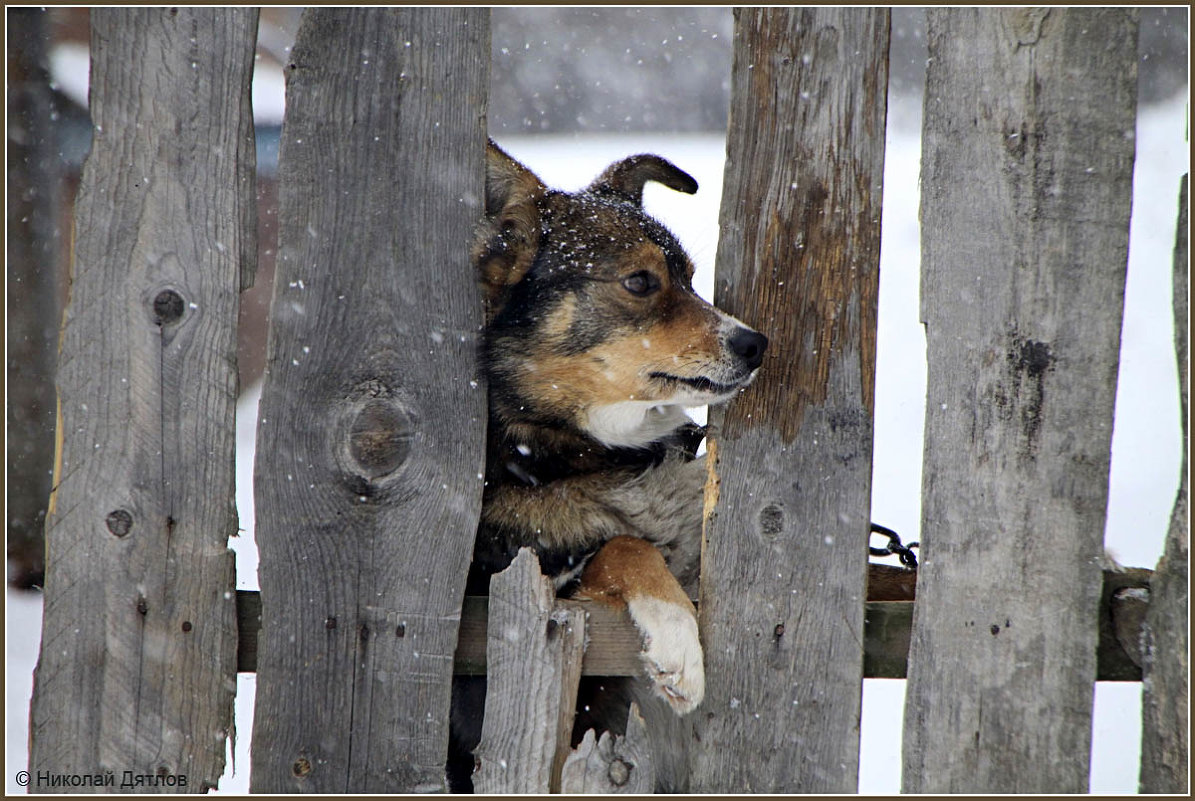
[
  {"xmin": 248, "ymin": 7, "xmax": 489, "ymax": 793},
  {"xmin": 28, "ymin": 8, "xmax": 257, "ymax": 792},
  {"xmin": 688, "ymin": 7, "xmax": 890, "ymax": 793},
  {"xmin": 1138, "ymin": 174, "xmax": 1188, "ymax": 794},
  {"xmin": 903, "ymin": 8, "xmax": 1139, "ymax": 793}
]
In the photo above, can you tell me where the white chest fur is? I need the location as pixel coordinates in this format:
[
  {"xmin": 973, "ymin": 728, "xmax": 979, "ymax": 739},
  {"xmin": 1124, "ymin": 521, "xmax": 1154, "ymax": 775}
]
[{"xmin": 583, "ymin": 401, "xmax": 692, "ymax": 449}]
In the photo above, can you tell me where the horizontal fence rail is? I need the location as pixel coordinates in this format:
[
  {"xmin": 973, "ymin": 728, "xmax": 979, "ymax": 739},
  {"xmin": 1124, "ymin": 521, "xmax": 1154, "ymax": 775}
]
[{"xmin": 233, "ymin": 564, "xmax": 1153, "ymax": 681}]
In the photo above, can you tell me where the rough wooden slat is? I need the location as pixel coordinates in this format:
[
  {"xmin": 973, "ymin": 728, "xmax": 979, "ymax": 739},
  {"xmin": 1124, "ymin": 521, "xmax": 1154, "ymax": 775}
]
[
  {"xmin": 6, "ymin": 7, "xmax": 59, "ymax": 589},
  {"xmin": 903, "ymin": 9, "xmax": 1138, "ymax": 793},
  {"xmin": 451, "ymin": 596, "xmax": 641, "ymax": 677},
  {"xmin": 1139, "ymin": 173, "xmax": 1188, "ymax": 794},
  {"xmin": 689, "ymin": 8, "xmax": 889, "ymax": 793},
  {"xmin": 235, "ymin": 566, "xmax": 1150, "ymax": 681},
  {"xmin": 472, "ymin": 549, "xmax": 586, "ymax": 794},
  {"xmin": 248, "ymin": 8, "xmax": 489, "ymax": 794},
  {"xmin": 550, "ymin": 609, "xmax": 587, "ymax": 793},
  {"xmin": 560, "ymin": 704, "xmax": 655, "ymax": 794},
  {"xmin": 28, "ymin": 8, "xmax": 257, "ymax": 792}
]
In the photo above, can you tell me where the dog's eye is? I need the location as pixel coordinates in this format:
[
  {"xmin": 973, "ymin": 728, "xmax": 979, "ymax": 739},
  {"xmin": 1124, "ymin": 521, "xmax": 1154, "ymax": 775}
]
[{"xmin": 621, "ymin": 271, "xmax": 661, "ymax": 297}]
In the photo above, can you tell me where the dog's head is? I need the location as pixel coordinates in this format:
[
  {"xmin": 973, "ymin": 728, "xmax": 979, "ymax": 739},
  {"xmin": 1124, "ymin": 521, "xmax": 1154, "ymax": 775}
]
[{"xmin": 476, "ymin": 141, "xmax": 768, "ymax": 449}]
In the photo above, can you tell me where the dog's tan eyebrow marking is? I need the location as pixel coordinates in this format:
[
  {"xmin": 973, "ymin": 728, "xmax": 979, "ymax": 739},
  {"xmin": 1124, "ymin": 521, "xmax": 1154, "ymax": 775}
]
[{"xmin": 624, "ymin": 242, "xmax": 670, "ymax": 277}]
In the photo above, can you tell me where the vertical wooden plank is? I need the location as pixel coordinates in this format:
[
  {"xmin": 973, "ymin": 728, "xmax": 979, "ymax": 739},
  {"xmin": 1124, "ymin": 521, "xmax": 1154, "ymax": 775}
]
[
  {"xmin": 549, "ymin": 614, "xmax": 586, "ymax": 792},
  {"xmin": 689, "ymin": 7, "xmax": 889, "ymax": 793},
  {"xmin": 1139, "ymin": 174, "xmax": 1188, "ymax": 794},
  {"xmin": 6, "ymin": 7, "xmax": 60, "ymax": 589},
  {"xmin": 472, "ymin": 549, "xmax": 586, "ymax": 794},
  {"xmin": 903, "ymin": 9, "xmax": 1138, "ymax": 793},
  {"xmin": 249, "ymin": 8, "xmax": 489, "ymax": 793},
  {"xmin": 561, "ymin": 705, "xmax": 655, "ymax": 794},
  {"xmin": 28, "ymin": 8, "xmax": 257, "ymax": 792}
]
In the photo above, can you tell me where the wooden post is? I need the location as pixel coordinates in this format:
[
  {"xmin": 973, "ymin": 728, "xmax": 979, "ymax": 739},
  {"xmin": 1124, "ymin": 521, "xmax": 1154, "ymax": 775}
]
[
  {"xmin": 903, "ymin": 9, "xmax": 1138, "ymax": 793},
  {"xmin": 472, "ymin": 549, "xmax": 586, "ymax": 794},
  {"xmin": 249, "ymin": 8, "xmax": 489, "ymax": 793},
  {"xmin": 1139, "ymin": 174, "xmax": 1188, "ymax": 794},
  {"xmin": 28, "ymin": 8, "xmax": 257, "ymax": 792},
  {"xmin": 7, "ymin": 7, "xmax": 60, "ymax": 589},
  {"xmin": 689, "ymin": 8, "xmax": 889, "ymax": 793}
]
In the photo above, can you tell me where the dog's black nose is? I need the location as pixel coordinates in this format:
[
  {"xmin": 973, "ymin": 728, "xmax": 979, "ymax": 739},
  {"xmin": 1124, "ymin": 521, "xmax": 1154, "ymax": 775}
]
[{"xmin": 728, "ymin": 327, "xmax": 768, "ymax": 371}]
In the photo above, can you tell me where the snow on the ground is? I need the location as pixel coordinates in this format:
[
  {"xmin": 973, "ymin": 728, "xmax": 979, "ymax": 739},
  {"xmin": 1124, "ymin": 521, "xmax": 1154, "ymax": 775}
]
[
  {"xmin": 5, "ymin": 592, "xmax": 41, "ymax": 795},
  {"xmin": 7, "ymin": 91, "xmax": 1187, "ymax": 794}
]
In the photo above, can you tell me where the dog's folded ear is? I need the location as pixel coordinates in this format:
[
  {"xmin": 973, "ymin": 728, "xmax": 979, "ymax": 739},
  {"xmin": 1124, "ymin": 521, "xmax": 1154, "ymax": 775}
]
[
  {"xmin": 475, "ymin": 140, "xmax": 547, "ymax": 319},
  {"xmin": 484, "ymin": 140, "xmax": 547, "ymax": 217},
  {"xmin": 587, "ymin": 154, "xmax": 699, "ymax": 206}
]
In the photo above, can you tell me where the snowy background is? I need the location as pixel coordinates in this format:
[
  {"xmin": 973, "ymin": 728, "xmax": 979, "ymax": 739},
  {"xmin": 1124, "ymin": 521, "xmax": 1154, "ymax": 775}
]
[{"xmin": 6, "ymin": 8, "xmax": 1188, "ymax": 795}]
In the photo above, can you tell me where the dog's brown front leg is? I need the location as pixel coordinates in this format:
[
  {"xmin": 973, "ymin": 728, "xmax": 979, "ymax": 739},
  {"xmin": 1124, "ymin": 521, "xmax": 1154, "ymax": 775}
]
[{"xmin": 575, "ymin": 535, "xmax": 705, "ymax": 714}]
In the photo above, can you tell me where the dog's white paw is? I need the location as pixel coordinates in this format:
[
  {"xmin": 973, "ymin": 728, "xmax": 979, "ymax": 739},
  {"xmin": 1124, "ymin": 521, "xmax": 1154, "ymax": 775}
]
[{"xmin": 626, "ymin": 595, "xmax": 705, "ymax": 715}]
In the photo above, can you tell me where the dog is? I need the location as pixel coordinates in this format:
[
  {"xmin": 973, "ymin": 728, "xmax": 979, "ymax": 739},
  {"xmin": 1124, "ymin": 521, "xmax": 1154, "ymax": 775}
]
[{"xmin": 447, "ymin": 141, "xmax": 768, "ymax": 792}]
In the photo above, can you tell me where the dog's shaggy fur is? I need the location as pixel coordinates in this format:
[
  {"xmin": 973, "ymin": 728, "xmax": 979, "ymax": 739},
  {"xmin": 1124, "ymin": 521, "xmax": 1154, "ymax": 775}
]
[{"xmin": 448, "ymin": 142, "xmax": 767, "ymax": 792}]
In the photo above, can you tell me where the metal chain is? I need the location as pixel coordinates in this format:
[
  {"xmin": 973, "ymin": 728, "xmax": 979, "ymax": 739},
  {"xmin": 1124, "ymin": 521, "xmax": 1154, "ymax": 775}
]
[{"xmin": 869, "ymin": 523, "xmax": 919, "ymax": 568}]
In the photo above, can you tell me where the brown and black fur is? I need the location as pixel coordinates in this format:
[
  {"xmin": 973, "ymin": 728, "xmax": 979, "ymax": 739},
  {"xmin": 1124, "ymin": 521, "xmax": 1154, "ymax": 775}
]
[{"xmin": 448, "ymin": 141, "xmax": 767, "ymax": 792}]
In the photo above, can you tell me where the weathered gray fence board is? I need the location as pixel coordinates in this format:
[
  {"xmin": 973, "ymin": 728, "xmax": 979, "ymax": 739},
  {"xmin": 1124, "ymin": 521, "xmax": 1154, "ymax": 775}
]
[
  {"xmin": 473, "ymin": 549, "xmax": 586, "ymax": 794},
  {"xmin": 689, "ymin": 7, "xmax": 889, "ymax": 793},
  {"xmin": 248, "ymin": 8, "xmax": 489, "ymax": 793},
  {"xmin": 234, "ymin": 565, "xmax": 1150, "ymax": 680},
  {"xmin": 903, "ymin": 8, "xmax": 1138, "ymax": 793},
  {"xmin": 7, "ymin": 7, "xmax": 60, "ymax": 589},
  {"xmin": 561, "ymin": 705, "xmax": 655, "ymax": 794},
  {"xmin": 1139, "ymin": 174, "xmax": 1188, "ymax": 794},
  {"xmin": 28, "ymin": 8, "xmax": 257, "ymax": 792}
]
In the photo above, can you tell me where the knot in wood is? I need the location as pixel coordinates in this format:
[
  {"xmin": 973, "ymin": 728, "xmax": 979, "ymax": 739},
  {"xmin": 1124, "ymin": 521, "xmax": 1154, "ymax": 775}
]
[
  {"xmin": 106, "ymin": 509, "xmax": 133, "ymax": 537},
  {"xmin": 152, "ymin": 289, "xmax": 186, "ymax": 325},
  {"xmin": 291, "ymin": 756, "xmax": 311, "ymax": 778},
  {"xmin": 759, "ymin": 503, "xmax": 785, "ymax": 541},
  {"xmin": 607, "ymin": 758, "xmax": 631, "ymax": 787},
  {"xmin": 1011, "ymin": 8, "xmax": 1051, "ymax": 46},
  {"xmin": 347, "ymin": 399, "xmax": 412, "ymax": 480}
]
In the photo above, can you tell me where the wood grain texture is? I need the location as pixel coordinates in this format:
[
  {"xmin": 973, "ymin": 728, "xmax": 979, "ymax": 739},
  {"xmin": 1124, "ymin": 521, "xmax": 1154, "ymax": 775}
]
[
  {"xmin": 234, "ymin": 565, "xmax": 1149, "ymax": 680},
  {"xmin": 248, "ymin": 8, "xmax": 489, "ymax": 793},
  {"xmin": 689, "ymin": 8, "xmax": 889, "ymax": 793},
  {"xmin": 560, "ymin": 704, "xmax": 655, "ymax": 794},
  {"xmin": 472, "ymin": 549, "xmax": 585, "ymax": 794},
  {"xmin": 28, "ymin": 8, "xmax": 257, "ymax": 792},
  {"xmin": 903, "ymin": 8, "xmax": 1138, "ymax": 793},
  {"xmin": 1139, "ymin": 174, "xmax": 1188, "ymax": 794}
]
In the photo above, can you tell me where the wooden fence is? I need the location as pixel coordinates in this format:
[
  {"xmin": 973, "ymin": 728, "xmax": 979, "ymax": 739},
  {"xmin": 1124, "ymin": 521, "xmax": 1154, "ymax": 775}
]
[{"xmin": 27, "ymin": 6, "xmax": 1186, "ymax": 795}]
